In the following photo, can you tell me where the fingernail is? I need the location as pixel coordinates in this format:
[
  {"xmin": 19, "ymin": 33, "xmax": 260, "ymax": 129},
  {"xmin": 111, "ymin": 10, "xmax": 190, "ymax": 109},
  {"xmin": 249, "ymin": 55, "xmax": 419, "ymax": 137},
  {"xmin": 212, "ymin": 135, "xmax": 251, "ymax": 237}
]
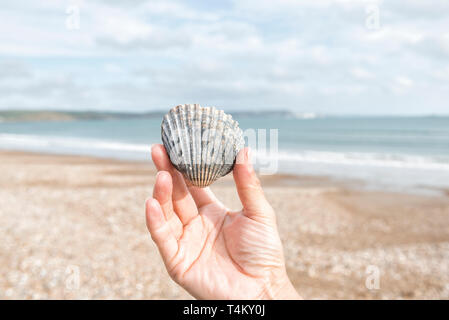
[
  {"xmin": 246, "ymin": 148, "xmax": 252, "ymax": 163},
  {"xmin": 150, "ymin": 198, "xmax": 159, "ymax": 209},
  {"xmin": 150, "ymin": 144, "xmax": 157, "ymax": 163},
  {"xmin": 235, "ymin": 149, "xmax": 245, "ymax": 165},
  {"xmin": 156, "ymin": 171, "xmax": 171, "ymax": 182}
]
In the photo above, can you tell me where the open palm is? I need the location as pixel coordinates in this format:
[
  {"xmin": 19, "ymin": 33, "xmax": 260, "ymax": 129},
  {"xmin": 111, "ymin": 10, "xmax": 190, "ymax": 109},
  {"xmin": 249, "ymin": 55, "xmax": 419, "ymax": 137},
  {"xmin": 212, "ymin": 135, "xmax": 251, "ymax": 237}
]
[{"xmin": 146, "ymin": 144, "xmax": 299, "ymax": 299}]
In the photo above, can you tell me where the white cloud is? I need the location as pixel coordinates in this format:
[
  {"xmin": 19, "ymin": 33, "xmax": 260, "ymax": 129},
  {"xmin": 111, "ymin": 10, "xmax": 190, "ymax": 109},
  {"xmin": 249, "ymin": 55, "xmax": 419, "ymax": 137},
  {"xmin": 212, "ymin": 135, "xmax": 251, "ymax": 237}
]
[
  {"xmin": 395, "ymin": 76, "xmax": 413, "ymax": 87},
  {"xmin": 350, "ymin": 67, "xmax": 374, "ymax": 80},
  {"xmin": 0, "ymin": 0, "xmax": 448, "ymax": 114}
]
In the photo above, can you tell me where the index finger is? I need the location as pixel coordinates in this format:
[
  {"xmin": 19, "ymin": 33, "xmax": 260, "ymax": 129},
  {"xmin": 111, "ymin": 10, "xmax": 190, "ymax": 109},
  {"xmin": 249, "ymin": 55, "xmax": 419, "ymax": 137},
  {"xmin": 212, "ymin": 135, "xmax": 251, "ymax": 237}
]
[{"xmin": 151, "ymin": 144, "xmax": 198, "ymax": 224}]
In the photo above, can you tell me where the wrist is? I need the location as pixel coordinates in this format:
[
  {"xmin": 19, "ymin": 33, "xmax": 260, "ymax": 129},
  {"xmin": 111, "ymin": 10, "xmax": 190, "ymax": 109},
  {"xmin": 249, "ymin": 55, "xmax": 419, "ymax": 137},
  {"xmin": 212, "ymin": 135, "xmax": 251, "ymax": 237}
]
[
  {"xmin": 272, "ymin": 278, "xmax": 302, "ymax": 300},
  {"xmin": 259, "ymin": 272, "xmax": 302, "ymax": 300}
]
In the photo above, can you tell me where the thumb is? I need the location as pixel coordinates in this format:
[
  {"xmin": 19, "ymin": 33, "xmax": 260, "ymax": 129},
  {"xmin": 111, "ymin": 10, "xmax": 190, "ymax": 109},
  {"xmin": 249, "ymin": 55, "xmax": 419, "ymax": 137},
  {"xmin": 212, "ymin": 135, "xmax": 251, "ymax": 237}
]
[{"xmin": 233, "ymin": 148, "xmax": 275, "ymax": 221}]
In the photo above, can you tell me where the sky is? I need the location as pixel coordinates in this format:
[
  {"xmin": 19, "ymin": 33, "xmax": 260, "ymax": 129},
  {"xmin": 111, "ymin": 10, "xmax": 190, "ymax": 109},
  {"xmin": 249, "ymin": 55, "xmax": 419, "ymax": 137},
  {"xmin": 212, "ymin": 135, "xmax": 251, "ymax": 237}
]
[{"xmin": 0, "ymin": 0, "xmax": 448, "ymax": 115}]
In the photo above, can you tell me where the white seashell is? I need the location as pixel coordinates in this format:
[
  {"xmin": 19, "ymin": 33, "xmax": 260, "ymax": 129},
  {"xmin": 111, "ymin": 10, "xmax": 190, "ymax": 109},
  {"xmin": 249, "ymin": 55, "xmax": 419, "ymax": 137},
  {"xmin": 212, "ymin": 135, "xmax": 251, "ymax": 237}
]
[{"xmin": 161, "ymin": 104, "xmax": 244, "ymax": 187}]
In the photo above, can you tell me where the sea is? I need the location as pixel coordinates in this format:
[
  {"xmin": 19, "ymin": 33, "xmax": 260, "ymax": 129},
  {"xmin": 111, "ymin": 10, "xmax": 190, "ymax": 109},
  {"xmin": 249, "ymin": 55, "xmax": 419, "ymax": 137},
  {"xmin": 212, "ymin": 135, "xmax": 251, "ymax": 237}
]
[{"xmin": 1, "ymin": 114, "xmax": 449, "ymax": 195}]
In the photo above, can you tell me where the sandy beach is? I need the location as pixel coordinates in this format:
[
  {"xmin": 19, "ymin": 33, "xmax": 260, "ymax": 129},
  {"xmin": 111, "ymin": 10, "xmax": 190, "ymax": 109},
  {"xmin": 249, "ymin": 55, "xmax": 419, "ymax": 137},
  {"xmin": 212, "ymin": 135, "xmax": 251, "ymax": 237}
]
[{"xmin": 1, "ymin": 150, "xmax": 448, "ymax": 299}]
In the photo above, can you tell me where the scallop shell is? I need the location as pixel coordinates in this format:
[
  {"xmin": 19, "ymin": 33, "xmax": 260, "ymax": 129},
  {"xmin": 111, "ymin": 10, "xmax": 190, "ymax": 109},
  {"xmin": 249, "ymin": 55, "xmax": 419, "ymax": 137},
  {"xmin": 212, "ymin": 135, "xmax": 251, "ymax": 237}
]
[{"xmin": 161, "ymin": 104, "xmax": 244, "ymax": 187}]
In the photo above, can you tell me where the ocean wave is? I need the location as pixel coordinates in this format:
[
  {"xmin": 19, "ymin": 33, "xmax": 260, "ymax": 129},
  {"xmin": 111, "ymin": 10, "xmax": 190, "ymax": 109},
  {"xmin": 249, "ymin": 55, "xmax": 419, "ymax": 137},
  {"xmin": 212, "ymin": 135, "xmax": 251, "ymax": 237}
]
[
  {"xmin": 0, "ymin": 133, "xmax": 150, "ymax": 153},
  {"xmin": 292, "ymin": 112, "xmax": 318, "ymax": 119},
  {"xmin": 1, "ymin": 133, "xmax": 448, "ymax": 171},
  {"xmin": 257, "ymin": 150, "xmax": 449, "ymax": 171}
]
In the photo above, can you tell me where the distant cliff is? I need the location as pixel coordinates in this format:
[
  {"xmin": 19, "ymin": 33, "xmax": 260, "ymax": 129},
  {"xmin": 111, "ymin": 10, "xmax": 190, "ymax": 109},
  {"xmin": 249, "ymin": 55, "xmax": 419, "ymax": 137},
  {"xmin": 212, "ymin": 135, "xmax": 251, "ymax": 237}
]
[
  {"xmin": 0, "ymin": 110, "xmax": 297, "ymax": 122},
  {"xmin": 0, "ymin": 110, "xmax": 165, "ymax": 122}
]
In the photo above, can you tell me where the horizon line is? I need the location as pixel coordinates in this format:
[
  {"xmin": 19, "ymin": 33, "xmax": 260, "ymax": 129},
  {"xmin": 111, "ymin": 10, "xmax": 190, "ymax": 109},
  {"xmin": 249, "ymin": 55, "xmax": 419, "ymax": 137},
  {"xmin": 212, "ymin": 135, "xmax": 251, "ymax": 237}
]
[{"xmin": 0, "ymin": 109, "xmax": 448, "ymax": 118}]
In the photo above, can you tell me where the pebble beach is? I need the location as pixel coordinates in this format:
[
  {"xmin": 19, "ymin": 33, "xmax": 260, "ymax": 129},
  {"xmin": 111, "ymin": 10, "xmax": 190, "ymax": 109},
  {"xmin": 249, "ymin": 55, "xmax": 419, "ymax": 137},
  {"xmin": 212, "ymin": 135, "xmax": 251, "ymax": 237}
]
[{"xmin": 1, "ymin": 150, "xmax": 449, "ymax": 299}]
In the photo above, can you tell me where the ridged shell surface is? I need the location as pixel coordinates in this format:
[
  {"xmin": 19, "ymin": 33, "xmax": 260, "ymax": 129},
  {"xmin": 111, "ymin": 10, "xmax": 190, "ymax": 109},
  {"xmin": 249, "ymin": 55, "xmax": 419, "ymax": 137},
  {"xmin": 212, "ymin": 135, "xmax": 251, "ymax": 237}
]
[{"xmin": 161, "ymin": 104, "xmax": 244, "ymax": 187}]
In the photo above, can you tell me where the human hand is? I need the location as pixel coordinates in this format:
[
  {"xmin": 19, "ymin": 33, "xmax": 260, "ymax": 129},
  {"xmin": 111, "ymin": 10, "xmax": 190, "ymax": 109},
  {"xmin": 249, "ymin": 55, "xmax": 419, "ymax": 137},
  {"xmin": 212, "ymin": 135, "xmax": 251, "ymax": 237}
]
[{"xmin": 145, "ymin": 144, "xmax": 301, "ymax": 300}]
